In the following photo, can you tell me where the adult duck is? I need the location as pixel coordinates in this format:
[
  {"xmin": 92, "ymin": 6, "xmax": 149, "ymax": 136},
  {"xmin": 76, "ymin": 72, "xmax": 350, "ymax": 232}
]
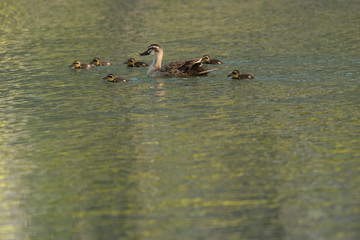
[{"xmin": 139, "ymin": 44, "xmax": 217, "ymax": 77}]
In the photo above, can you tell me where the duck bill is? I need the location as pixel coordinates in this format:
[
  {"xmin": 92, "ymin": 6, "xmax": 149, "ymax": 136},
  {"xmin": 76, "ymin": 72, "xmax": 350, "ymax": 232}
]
[
  {"xmin": 139, "ymin": 49, "xmax": 151, "ymax": 56},
  {"xmin": 102, "ymin": 76, "xmax": 108, "ymax": 80},
  {"xmin": 227, "ymin": 73, "xmax": 232, "ymax": 77},
  {"xmin": 123, "ymin": 61, "xmax": 128, "ymax": 64},
  {"xmin": 69, "ymin": 64, "xmax": 75, "ymax": 68}
]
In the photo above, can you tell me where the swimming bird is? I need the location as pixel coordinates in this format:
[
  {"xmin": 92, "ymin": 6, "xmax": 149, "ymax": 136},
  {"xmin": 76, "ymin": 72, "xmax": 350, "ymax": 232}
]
[
  {"xmin": 69, "ymin": 60, "xmax": 94, "ymax": 69},
  {"xmin": 124, "ymin": 58, "xmax": 149, "ymax": 67},
  {"xmin": 228, "ymin": 70, "xmax": 255, "ymax": 79},
  {"xmin": 202, "ymin": 55, "xmax": 223, "ymax": 64},
  {"xmin": 91, "ymin": 57, "xmax": 114, "ymax": 66},
  {"xmin": 139, "ymin": 44, "xmax": 217, "ymax": 77},
  {"xmin": 102, "ymin": 73, "xmax": 129, "ymax": 83}
]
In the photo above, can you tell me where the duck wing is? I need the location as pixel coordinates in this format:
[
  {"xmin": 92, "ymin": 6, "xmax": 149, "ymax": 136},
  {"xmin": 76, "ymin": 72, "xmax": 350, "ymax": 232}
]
[
  {"xmin": 209, "ymin": 59, "xmax": 223, "ymax": 64},
  {"xmin": 100, "ymin": 61, "xmax": 114, "ymax": 66},
  {"xmin": 239, "ymin": 73, "xmax": 255, "ymax": 79},
  {"xmin": 134, "ymin": 61, "xmax": 149, "ymax": 67},
  {"xmin": 159, "ymin": 58, "xmax": 217, "ymax": 77},
  {"xmin": 178, "ymin": 58, "xmax": 217, "ymax": 76},
  {"xmin": 177, "ymin": 58, "xmax": 203, "ymax": 72},
  {"xmin": 163, "ymin": 58, "xmax": 205, "ymax": 71}
]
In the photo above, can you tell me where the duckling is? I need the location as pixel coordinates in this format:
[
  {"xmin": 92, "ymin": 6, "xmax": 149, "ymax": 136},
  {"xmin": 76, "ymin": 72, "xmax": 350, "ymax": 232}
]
[
  {"xmin": 69, "ymin": 60, "xmax": 94, "ymax": 69},
  {"xmin": 91, "ymin": 57, "xmax": 114, "ymax": 66},
  {"xmin": 139, "ymin": 44, "xmax": 217, "ymax": 77},
  {"xmin": 202, "ymin": 55, "xmax": 223, "ymax": 65},
  {"xmin": 124, "ymin": 58, "xmax": 149, "ymax": 67},
  {"xmin": 102, "ymin": 73, "xmax": 129, "ymax": 83},
  {"xmin": 228, "ymin": 70, "xmax": 255, "ymax": 79}
]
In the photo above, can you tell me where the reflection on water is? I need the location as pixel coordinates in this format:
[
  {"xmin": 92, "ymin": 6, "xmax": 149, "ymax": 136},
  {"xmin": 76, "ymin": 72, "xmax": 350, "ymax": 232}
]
[{"xmin": 1, "ymin": 0, "xmax": 360, "ymax": 239}]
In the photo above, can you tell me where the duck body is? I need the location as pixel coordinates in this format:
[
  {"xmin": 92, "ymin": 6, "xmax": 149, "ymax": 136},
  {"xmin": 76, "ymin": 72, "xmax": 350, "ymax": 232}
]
[
  {"xmin": 202, "ymin": 55, "xmax": 223, "ymax": 65},
  {"xmin": 103, "ymin": 73, "xmax": 129, "ymax": 83},
  {"xmin": 124, "ymin": 58, "xmax": 149, "ymax": 67},
  {"xmin": 91, "ymin": 58, "xmax": 114, "ymax": 66},
  {"xmin": 140, "ymin": 44, "xmax": 217, "ymax": 77},
  {"xmin": 228, "ymin": 70, "xmax": 255, "ymax": 79},
  {"xmin": 69, "ymin": 60, "xmax": 94, "ymax": 69}
]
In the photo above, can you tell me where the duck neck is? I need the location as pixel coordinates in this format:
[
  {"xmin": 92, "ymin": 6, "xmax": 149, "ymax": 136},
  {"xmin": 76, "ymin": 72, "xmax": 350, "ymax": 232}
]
[{"xmin": 148, "ymin": 51, "xmax": 163, "ymax": 75}]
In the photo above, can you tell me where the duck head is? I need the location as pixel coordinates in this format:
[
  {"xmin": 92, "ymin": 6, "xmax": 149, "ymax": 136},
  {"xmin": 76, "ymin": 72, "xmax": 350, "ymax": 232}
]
[
  {"xmin": 202, "ymin": 55, "xmax": 211, "ymax": 64},
  {"xmin": 103, "ymin": 73, "xmax": 115, "ymax": 82},
  {"xmin": 139, "ymin": 44, "xmax": 163, "ymax": 56},
  {"xmin": 124, "ymin": 58, "xmax": 135, "ymax": 66},
  {"xmin": 69, "ymin": 60, "xmax": 81, "ymax": 69},
  {"xmin": 91, "ymin": 58, "xmax": 101, "ymax": 66},
  {"xmin": 227, "ymin": 70, "xmax": 240, "ymax": 79}
]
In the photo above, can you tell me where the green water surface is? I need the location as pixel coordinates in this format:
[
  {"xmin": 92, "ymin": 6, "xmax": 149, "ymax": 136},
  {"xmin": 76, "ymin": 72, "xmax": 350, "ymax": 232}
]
[{"xmin": 1, "ymin": 0, "xmax": 359, "ymax": 239}]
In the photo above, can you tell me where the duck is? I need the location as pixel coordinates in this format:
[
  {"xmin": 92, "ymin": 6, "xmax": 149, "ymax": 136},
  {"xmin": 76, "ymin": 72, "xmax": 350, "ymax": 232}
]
[
  {"xmin": 102, "ymin": 73, "xmax": 129, "ymax": 83},
  {"xmin": 90, "ymin": 57, "xmax": 114, "ymax": 66},
  {"xmin": 139, "ymin": 44, "xmax": 217, "ymax": 77},
  {"xmin": 202, "ymin": 55, "xmax": 223, "ymax": 64},
  {"xmin": 124, "ymin": 58, "xmax": 149, "ymax": 67},
  {"xmin": 69, "ymin": 60, "xmax": 94, "ymax": 69},
  {"xmin": 228, "ymin": 70, "xmax": 255, "ymax": 79}
]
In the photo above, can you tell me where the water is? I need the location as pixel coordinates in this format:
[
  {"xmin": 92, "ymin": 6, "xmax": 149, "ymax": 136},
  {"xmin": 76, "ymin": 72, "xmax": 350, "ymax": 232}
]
[{"xmin": 1, "ymin": 0, "xmax": 359, "ymax": 239}]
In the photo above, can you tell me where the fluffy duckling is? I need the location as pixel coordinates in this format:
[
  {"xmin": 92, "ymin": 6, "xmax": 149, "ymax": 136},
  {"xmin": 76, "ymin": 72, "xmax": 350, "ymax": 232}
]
[
  {"xmin": 124, "ymin": 58, "xmax": 149, "ymax": 67},
  {"xmin": 69, "ymin": 60, "xmax": 94, "ymax": 69},
  {"xmin": 139, "ymin": 43, "xmax": 217, "ymax": 77},
  {"xmin": 228, "ymin": 70, "xmax": 255, "ymax": 79},
  {"xmin": 103, "ymin": 73, "xmax": 129, "ymax": 83},
  {"xmin": 91, "ymin": 57, "xmax": 114, "ymax": 66},
  {"xmin": 202, "ymin": 55, "xmax": 223, "ymax": 65}
]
